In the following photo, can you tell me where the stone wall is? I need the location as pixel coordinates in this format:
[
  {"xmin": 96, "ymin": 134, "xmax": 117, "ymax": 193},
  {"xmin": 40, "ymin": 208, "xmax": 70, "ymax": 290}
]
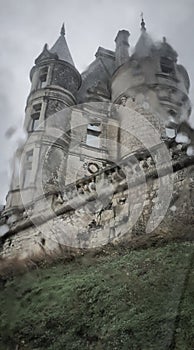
[{"xmin": 1, "ymin": 145, "xmax": 193, "ymax": 261}]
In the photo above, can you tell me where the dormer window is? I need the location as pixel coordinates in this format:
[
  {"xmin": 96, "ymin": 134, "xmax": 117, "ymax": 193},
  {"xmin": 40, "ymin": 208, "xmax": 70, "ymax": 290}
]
[
  {"xmin": 86, "ymin": 123, "xmax": 101, "ymax": 148},
  {"xmin": 160, "ymin": 57, "xmax": 174, "ymax": 74},
  {"xmin": 39, "ymin": 67, "xmax": 48, "ymax": 88},
  {"xmin": 30, "ymin": 103, "xmax": 42, "ymax": 131}
]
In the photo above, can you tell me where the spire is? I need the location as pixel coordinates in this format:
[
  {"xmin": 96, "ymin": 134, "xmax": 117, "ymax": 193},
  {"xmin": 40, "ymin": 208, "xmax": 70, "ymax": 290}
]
[
  {"xmin": 50, "ymin": 24, "xmax": 75, "ymax": 66},
  {"xmin": 141, "ymin": 12, "xmax": 146, "ymax": 31},
  {"xmin": 163, "ymin": 36, "xmax": 167, "ymax": 43},
  {"xmin": 133, "ymin": 15, "xmax": 154, "ymax": 58},
  {"xmin": 60, "ymin": 23, "xmax": 65, "ymax": 36}
]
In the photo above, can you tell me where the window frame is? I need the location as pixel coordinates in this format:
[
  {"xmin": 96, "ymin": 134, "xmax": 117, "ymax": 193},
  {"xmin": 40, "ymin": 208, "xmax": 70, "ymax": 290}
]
[
  {"xmin": 86, "ymin": 123, "xmax": 101, "ymax": 148},
  {"xmin": 23, "ymin": 150, "xmax": 33, "ymax": 188},
  {"xmin": 160, "ymin": 57, "xmax": 175, "ymax": 75},
  {"xmin": 30, "ymin": 103, "xmax": 42, "ymax": 131},
  {"xmin": 38, "ymin": 66, "xmax": 49, "ymax": 88}
]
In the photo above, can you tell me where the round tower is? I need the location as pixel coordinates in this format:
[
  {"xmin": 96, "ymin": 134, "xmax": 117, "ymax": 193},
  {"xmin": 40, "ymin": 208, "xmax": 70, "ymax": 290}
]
[
  {"xmin": 111, "ymin": 18, "xmax": 191, "ymax": 132},
  {"xmin": 26, "ymin": 23, "xmax": 81, "ymax": 132},
  {"xmin": 5, "ymin": 25, "xmax": 81, "ymax": 216}
]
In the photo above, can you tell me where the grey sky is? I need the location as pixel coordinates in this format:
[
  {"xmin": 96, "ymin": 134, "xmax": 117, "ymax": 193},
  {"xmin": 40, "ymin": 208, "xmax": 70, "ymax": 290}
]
[{"xmin": 0, "ymin": 0, "xmax": 194, "ymax": 203}]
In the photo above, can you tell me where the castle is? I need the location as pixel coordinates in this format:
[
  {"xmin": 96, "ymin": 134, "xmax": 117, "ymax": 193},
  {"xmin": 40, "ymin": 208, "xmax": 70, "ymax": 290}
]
[{"xmin": 0, "ymin": 18, "xmax": 193, "ymax": 260}]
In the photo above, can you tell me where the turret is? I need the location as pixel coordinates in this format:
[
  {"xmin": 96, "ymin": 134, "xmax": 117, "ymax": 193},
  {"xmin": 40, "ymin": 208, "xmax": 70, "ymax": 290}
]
[
  {"xmin": 30, "ymin": 24, "xmax": 81, "ymax": 95},
  {"xmin": 5, "ymin": 25, "xmax": 81, "ymax": 215},
  {"xmin": 24, "ymin": 24, "xmax": 81, "ymax": 135},
  {"xmin": 111, "ymin": 17, "xmax": 191, "ymax": 130}
]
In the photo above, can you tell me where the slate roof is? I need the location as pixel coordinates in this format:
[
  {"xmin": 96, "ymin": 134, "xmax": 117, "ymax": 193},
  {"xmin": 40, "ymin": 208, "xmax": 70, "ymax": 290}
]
[
  {"xmin": 76, "ymin": 47, "xmax": 115, "ymax": 103},
  {"xmin": 50, "ymin": 24, "xmax": 75, "ymax": 66},
  {"xmin": 133, "ymin": 30, "xmax": 155, "ymax": 58}
]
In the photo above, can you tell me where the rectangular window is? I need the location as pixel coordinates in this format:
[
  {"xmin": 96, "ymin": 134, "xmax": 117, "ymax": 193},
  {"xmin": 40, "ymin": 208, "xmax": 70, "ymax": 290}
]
[
  {"xmin": 30, "ymin": 103, "xmax": 42, "ymax": 131},
  {"xmin": 26, "ymin": 150, "xmax": 33, "ymax": 163},
  {"xmin": 160, "ymin": 57, "xmax": 174, "ymax": 74},
  {"xmin": 39, "ymin": 67, "xmax": 48, "ymax": 88},
  {"xmin": 23, "ymin": 150, "xmax": 33, "ymax": 188},
  {"xmin": 23, "ymin": 168, "xmax": 32, "ymax": 188},
  {"xmin": 86, "ymin": 123, "xmax": 101, "ymax": 148}
]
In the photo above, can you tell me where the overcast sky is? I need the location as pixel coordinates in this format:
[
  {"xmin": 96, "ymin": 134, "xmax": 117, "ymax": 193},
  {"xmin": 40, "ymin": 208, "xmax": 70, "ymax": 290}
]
[{"xmin": 0, "ymin": 0, "xmax": 194, "ymax": 204}]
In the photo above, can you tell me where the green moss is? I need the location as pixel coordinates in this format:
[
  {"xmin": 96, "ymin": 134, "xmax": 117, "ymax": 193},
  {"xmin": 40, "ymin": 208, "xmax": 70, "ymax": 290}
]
[{"xmin": 0, "ymin": 242, "xmax": 194, "ymax": 349}]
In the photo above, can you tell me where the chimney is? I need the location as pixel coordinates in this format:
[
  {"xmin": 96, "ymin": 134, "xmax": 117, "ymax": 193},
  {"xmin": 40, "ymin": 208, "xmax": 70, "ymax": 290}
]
[{"xmin": 115, "ymin": 30, "xmax": 130, "ymax": 68}]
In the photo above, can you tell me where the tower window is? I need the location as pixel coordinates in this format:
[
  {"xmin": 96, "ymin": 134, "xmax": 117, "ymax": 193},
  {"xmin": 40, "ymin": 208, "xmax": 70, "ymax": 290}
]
[
  {"xmin": 39, "ymin": 67, "xmax": 48, "ymax": 88},
  {"xmin": 23, "ymin": 150, "xmax": 33, "ymax": 188},
  {"xmin": 30, "ymin": 103, "xmax": 42, "ymax": 131},
  {"xmin": 86, "ymin": 123, "xmax": 101, "ymax": 148},
  {"xmin": 26, "ymin": 150, "xmax": 33, "ymax": 163},
  {"xmin": 23, "ymin": 169, "xmax": 32, "ymax": 188},
  {"xmin": 160, "ymin": 57, "xmax": 174, "ymax": 74}
]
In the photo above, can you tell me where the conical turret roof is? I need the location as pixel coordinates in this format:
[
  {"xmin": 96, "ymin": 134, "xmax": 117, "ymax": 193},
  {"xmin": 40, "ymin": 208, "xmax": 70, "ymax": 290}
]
[
  {"xmin": 50, "ymin": 24, "xmax": 75, "ymax": 66},
  {"xmin": 134, "ymin": 31, "xmax": 154, "ymax": 58},
  {"xmin": 133, "ymin": 17, "xmax": 154, "ymax": 58}
]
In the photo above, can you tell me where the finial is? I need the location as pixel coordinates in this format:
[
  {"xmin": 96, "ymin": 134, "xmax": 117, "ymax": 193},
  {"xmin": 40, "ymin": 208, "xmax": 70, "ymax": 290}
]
[
  {"xmin": 163, "ymin": 36, "xmax": 167, "ymax": 43},
  {"xmin": 43, "ymin": 43, "xmax": 48, "ymax": 51},
  {"xmin": 140, "ymin": 12, "xmax": 146, "ymax": 31},
  {"xmin": 60, "ymin": 23, "xmax": 65, "ymax": 36}
]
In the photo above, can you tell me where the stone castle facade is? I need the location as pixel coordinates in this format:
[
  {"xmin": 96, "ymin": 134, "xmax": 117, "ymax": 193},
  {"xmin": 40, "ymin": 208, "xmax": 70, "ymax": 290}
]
[{"xmin": 0, "ymin": 19, "xmax": 194, "ymax": 260}]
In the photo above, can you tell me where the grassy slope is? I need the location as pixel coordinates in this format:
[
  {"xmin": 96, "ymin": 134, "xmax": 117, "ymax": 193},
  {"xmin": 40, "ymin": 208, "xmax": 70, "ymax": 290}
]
[{"xmin": 0, "ymin": 242, "xmax": 194, "ymax": 350}]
